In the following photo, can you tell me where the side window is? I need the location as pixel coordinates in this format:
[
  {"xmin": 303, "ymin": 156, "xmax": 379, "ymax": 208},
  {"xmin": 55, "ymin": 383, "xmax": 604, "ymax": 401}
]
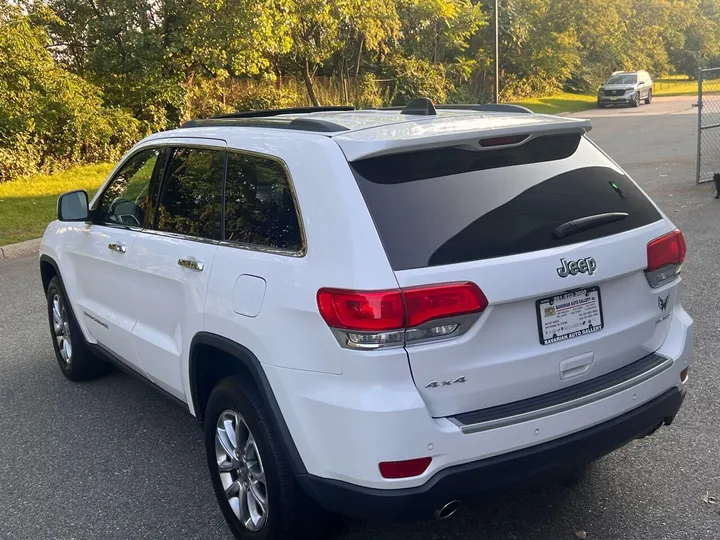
[
  {"xmin": 224, "ymin": 152, "xmax": 303, "ymax": 251},
  {"xmin": 96, "ymin": 148, "xmax": 163, "ymax": 227},
  {"xmin": 155, "ymin": 147, "xmax": 224, "ymax": 240}
]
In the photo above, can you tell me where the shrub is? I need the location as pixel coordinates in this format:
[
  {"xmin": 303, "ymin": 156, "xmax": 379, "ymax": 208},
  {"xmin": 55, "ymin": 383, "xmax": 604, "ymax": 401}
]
[
  {"xmin": 354, "ymin": 73, "xmax": 384, "ymax": 109},
  {"xmin": 231, "ymin": 84, "xmax": 303, "ymax": 112},
  {"xmin": 0, "ymin": 135, "xmax": 43, "ymax": 183},
  {"xmin": 383, "ymin": 56, "xmax": 449, "ymax": 106},
  {"xmin": 499, "ymin": 72, "xmax": 564, "ymax": 101},
  {"xmin": 0, "ymin": 6, "xmax": 139, "ymax": 182},
  {"xmin": 184, "ymin": 78, "xmax": 235, "ymax": 121}
]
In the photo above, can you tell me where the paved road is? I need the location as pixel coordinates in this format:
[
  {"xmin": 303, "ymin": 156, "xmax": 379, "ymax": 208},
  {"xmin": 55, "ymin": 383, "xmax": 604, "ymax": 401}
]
[
  {"xmin": 574, "ymin": 94, "xmax": 697, "ymax": 119},
  {"xmin": 2, "ymin": 96, "xmax": 720, "ymax": 540}
]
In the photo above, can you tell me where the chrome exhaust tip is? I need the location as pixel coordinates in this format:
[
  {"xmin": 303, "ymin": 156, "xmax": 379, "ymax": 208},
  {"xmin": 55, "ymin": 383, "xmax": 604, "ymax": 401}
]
[{"xmin": 434, "ymin": 500, "xmax": 461, "ymax": 520}]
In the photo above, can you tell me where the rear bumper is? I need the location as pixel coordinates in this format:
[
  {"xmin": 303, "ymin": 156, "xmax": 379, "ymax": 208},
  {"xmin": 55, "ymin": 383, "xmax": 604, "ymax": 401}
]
[
  {"xmin": 298, "ymin": 387, "xmax": 685, "ymax": 520},
  {"xmin": 267, "ymin": 307, "xmax": 692, "ymax": 495}
]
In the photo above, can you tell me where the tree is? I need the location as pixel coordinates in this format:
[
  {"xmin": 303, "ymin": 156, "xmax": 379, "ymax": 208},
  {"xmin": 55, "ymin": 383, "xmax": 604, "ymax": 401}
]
[
  {"xmin": 397, "ymin": 0, "xmax": 486, "ymax": 64},
  {"xmin": 491, "ymin": 0, "xmax": 581, "ymax": 97},
  {"xmin": 333, "ymin": 0, "xmax": 401, "ymax": 103},
  {"xmin": 4, "ymin": 0, "xmax": 720, "ymax": 182},
  {"xmin": 42, "ymin": 0, "xmax": 295, "ymax": 129},
  {"xmin": 0, "ymin": 4, "xmax": 137, "ymax": 181},
  {"xmin": 284, "ymin": 0, "xmax": 401, "ymax": 105}
]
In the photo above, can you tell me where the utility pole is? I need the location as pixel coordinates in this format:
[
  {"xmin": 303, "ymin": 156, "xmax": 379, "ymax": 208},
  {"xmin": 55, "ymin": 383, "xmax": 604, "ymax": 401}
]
[{"xmin": 493, "ymin": 0, "xmax": 499, "ymax": 103}]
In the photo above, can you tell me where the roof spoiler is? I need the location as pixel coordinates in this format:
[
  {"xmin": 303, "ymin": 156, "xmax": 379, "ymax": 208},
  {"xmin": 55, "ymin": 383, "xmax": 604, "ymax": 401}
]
[{"xmin": 335, "ymin": 120, "xmax": 592, "ymax": 161}]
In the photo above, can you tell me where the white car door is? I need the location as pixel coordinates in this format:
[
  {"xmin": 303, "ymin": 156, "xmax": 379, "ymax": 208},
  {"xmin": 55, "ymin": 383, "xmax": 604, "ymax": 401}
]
[
  {"xmin": 70, "ymin": 145, "xmax": 168, "ymax": 370},
  {"xmin": 127, "ymin": 139, "xmax": 225, "ymax": 401}
]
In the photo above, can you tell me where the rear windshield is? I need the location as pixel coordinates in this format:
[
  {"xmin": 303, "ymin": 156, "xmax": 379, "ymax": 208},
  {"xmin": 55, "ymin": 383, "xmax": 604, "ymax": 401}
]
[{"xmin": 350, "ymin": 134, "xmax": 662, "ymax": 270}]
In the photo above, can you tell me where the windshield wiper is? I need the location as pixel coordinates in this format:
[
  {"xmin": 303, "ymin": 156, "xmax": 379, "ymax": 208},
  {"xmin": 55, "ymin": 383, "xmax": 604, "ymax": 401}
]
[{"xmin": 553, "ymin": 212, "xmax": 629, "ymax": 239}]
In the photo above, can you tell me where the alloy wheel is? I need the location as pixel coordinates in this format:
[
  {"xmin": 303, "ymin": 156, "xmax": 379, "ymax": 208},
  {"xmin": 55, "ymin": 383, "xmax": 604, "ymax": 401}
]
[
  {"xmin": 215, "ymin": 410, "xmax": 269, "ymax": 532},
  {"xmin": 52, "ymin": 294, "xmax": 72, "ymax": 366}
]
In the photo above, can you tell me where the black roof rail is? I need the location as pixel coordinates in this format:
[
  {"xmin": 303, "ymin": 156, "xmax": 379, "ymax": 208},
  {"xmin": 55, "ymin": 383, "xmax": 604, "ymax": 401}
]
[
  {"xmin": 214, "ymin": 106, "xmax": 355, "ymax": 119},
  {"xmin": 437, "ymin": 103, "xmax": 533, "ymax": 114},
  {"xmin": 179, "ymin": 117, "xmax": 349, "ymax": 133},
  {"xmin": 380, "ymin": 102, "xmax": 533, "ymax": 114},
  {"xmin": 287, "ymin": 117, "xmax": 349, "ymax": 132},
  {"xmin": 401, "ymin": 97, "xmax": 437, "ymax": 115}
]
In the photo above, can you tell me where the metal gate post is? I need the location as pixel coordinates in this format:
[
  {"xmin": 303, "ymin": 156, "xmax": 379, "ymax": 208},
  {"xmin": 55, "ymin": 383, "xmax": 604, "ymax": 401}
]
[{"xmin": 696, "ymin": 68, "xmax": 703, "ymax": 185}]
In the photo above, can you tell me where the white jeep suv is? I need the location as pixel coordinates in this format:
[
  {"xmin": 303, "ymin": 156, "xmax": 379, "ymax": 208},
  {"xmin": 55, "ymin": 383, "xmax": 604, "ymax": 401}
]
[{"xmin": 40, "ymin": 99, "xmax": 692, "ymax": 539}]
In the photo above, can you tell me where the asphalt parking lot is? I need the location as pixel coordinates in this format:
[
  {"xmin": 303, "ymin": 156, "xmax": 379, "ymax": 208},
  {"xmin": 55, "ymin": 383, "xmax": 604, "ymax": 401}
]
[{"xmin": 2, "ymin": 96, "xmax": 719, "ymax": 540}]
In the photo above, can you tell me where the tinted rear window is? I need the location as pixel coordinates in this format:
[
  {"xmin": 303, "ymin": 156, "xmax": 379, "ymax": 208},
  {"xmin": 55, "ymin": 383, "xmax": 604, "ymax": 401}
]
[{"xmin": 350, "ymin": 135, "xmax": 661, "ymax": 270}]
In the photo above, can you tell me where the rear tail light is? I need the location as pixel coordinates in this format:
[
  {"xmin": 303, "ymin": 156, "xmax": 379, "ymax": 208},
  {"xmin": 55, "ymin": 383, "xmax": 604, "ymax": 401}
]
[
  {"xmin": 645, "ymin": 230, "xmax": 686, "ymax": 288},
  {"xmin": 379, "ymin": 457, "xmax": 432, "ymax": 479},
  {"xmin": 403, "ymin": 283, "xmax": 487, "ymax": 326},
  {"xmin": 316, "ymin": 289, "xmax": 404, "ymax": 331},
  {"xmin": 317, "ymin": 282, "xmax": 488, "ymax": 349}
]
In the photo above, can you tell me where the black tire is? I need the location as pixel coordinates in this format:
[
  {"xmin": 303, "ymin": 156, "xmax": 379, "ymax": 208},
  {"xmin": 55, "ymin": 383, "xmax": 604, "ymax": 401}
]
[
  {"xmin": 597, "ymin": 101, "xmax": 605, "ymax": 109},
  {"xmin": 631, "ymin": 92, "xmax": 640, "ymax": 107},
  {"xmin": 46, "ymin": 276, "xmax": 109, "ymax": 381},
  {"xmin": 645, "ymin": 89, "xmax": 652, "ymax": 105},
  {"xmin": 205, "ymin": 376, "xmax": 327, "ymax": 540}
]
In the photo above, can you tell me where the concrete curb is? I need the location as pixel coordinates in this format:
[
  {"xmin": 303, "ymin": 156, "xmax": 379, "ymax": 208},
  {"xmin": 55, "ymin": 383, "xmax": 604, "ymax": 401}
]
[{"xmin": 0, "ymin": 238, "xmax": 41, "ymax": 260}]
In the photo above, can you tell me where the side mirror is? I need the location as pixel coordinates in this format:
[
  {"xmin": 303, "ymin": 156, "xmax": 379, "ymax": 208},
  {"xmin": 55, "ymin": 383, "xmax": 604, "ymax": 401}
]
[{"xmin": 57, "ymin": 190, "xmax": 89, "ymax": 222}]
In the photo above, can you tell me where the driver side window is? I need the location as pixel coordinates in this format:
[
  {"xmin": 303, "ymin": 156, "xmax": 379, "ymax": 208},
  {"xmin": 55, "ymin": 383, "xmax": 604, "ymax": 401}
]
[{"xmin": 96, "ymin": 148, "xmax": 163, "ymax": 227}]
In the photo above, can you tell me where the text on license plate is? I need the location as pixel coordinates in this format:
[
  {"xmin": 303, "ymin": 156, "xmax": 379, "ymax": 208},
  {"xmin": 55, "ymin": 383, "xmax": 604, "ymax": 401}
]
[{"xmin": 536, "ymin": 287, "xmax": 603, "ymax": 345}]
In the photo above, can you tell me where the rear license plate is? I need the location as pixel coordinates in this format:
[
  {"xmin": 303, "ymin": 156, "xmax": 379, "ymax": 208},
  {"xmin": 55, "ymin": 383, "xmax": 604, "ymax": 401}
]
[{"xmin": 536, "ymin": 287, "xmax": 603, "ymax": 345}]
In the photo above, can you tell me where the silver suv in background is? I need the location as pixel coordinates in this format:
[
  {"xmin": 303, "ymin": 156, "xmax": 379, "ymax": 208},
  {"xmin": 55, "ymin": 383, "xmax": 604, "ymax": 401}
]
[{"xmin": 597, "ymin": 70, "xmax": 653, "ymax": 108}]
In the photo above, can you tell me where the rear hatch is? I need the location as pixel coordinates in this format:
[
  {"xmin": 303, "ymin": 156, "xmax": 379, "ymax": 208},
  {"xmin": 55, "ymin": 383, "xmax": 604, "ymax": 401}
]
[{"xmin": 347, "ymin": 130, "xmax": 679, "ymax": 418}]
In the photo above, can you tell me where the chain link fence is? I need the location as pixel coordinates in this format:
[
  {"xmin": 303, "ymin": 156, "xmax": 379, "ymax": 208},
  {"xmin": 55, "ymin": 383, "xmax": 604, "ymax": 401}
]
[{"xmin": 696, "ymin": 67, "xmax": 720, "ymax": 184}]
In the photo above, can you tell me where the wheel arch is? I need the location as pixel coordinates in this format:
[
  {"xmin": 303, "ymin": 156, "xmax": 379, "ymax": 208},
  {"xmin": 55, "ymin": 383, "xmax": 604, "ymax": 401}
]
[
  {"xmin": 39, "ymin": 254, "xmax": 61, "ymax": 292},
  {"xmin": 39, "ymin": 253, "xmax": 98, "ymax": 348},
  {"xmin": 189, "ymin": 332, "xmax": 307, "ymax": 474}
]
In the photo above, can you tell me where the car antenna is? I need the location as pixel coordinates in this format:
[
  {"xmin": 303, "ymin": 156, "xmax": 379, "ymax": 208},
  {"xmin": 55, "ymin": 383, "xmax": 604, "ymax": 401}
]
[{"xmin": 401, "ymin": 97, "xmax": 437, "ymax": 116}]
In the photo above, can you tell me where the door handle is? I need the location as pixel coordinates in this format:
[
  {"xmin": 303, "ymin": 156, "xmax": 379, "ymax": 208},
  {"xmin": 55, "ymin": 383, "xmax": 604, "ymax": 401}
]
[
  {"xmin": 178, "ymin": 258, "xmax": 204, "ymax": 272},
  {"xmin": 108, "ymin": 242, "xmax": 126, "ymax": 253}
]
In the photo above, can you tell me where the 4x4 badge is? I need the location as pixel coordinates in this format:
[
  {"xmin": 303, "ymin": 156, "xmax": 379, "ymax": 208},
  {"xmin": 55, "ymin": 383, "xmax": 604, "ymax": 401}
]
[
  {"xmin": 557, "ymin": 257, "xmax": 597, "ymax": 278},
  {"xmin": 425, "ymin": 376, "xmax": 466, "ymax": 388},
  {"xmin": 658, "ymin": 294, "xmax": 670, "ymax": 311}
]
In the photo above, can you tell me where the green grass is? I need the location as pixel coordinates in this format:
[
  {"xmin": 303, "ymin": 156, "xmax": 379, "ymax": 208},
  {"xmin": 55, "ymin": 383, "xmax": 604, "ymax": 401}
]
[
  {"xmin": 0, "ymin": 163, "xmax": 113, "ymax": 246},
  {"xmin": 513, "ymin": 92, "xmax": 597, "ymax": 114},
  {"xmin": 653, "ymin": 77, "xmax": 698, "ymax": 96}
]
